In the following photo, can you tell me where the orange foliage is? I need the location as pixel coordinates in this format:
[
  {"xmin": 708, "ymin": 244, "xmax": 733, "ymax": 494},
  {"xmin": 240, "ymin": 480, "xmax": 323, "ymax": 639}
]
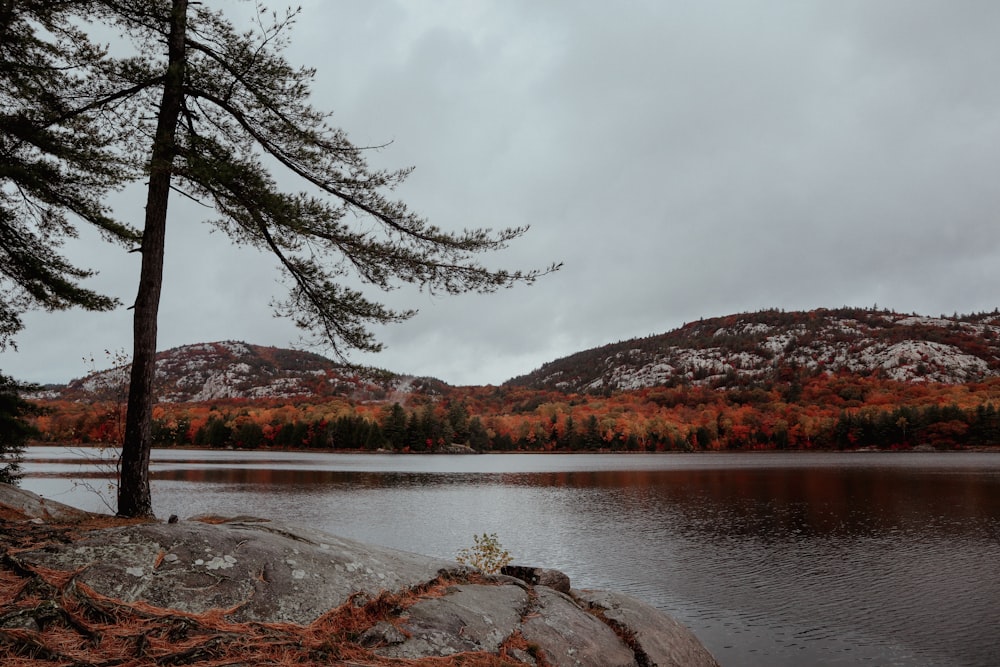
[{"xmin": 26, "ymin": 375, "xmax": 1000, "ymax": 453}]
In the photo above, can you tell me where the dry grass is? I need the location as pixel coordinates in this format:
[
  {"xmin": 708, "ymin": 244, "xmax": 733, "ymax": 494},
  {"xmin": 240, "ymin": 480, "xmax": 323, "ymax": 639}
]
[{"xmin": 0, "ymin": 507, "xmax": 533, "ymax": 667}]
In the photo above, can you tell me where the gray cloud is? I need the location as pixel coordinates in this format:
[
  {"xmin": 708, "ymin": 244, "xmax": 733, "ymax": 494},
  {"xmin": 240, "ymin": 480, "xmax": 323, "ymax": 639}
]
[{"xmin": 4, "ymin": 0, "xmax": 1000, "ymax": 386}]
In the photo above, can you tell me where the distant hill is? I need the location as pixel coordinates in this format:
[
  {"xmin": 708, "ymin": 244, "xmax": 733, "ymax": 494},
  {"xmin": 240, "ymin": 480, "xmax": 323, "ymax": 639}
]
[
  {"xmin": 39, "ymin": 308, "xmax": 1000, "ymax": 405},
  {"xmin": 508, "ymin": 308, "xmax": 1000, "ymax": 393},
  {"xmin": 27, "ymin": 309, "xmax": 1000, "ymax": 453},
  {"xmin": 54, "ymin": 341, "xmax": 447, "ymax": 403}
]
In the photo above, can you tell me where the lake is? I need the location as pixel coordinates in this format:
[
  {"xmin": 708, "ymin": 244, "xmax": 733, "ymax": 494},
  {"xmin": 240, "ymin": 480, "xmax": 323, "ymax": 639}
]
[{"xmin": 18, "ymin": 447, "xmax": 1000, "ymax": 667}]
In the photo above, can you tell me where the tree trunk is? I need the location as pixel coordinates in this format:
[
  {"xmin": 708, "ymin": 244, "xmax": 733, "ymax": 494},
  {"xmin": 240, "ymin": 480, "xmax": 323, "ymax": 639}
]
[{"xmin": 117, "ymin": 0, "xmax": 187, "ymax": 518}]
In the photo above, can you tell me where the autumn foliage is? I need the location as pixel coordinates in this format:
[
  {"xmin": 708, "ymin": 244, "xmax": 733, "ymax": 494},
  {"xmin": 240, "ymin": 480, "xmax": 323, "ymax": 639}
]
[{"xmin": 26, "ymin": 371, "xmax": 1000, "ymax": 453}]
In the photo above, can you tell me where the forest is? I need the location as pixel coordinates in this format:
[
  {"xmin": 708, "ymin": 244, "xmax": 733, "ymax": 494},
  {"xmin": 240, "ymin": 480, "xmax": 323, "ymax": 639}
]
[{"xmin": 27, "ymin": 371, "xmax": 1000, "ymax": 453}]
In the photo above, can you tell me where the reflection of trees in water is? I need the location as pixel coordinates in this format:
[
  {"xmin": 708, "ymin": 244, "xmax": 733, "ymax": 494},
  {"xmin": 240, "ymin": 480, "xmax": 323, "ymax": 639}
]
[
  {"xmin": 152, "ymin": 463, "xmax": 1000, "ymax": 541},
  {"xmin": 515, "ymin": 468, "xmax": 1000, "ymax": 540},
  {"xmin": 152, "ymin": 467, "xmax": 501, "ymax": 490}
]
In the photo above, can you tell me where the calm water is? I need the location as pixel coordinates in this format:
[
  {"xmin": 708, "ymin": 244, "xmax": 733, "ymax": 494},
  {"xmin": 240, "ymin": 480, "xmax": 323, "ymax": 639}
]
[{"xmin": 19, "ymin": 448, "xmax": 1000, "ymax": 667}]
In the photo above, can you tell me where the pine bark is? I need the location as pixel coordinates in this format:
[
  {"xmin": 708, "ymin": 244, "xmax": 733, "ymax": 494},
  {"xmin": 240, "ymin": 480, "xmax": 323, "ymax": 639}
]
[{"xmin": 117, "ymin": 0, "xmax": 187, "ymax": 518}]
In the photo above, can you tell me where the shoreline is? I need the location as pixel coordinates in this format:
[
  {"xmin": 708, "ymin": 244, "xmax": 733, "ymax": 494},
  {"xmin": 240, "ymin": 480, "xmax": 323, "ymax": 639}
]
[{"xmin": 24, "ymin": 441, "xmax": 1000, "ymax": 455}]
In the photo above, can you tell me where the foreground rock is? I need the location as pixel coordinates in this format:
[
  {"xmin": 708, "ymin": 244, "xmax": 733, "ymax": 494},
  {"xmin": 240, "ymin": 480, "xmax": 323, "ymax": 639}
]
[
  {"xmin": 21, "ymin": 518, "xmax": 462, "ymax": 625},
  {"xmin": 2, "ymin": 484, "xmax": 719, "ymax": 666},
  {"xmin": 577, "ymin": 590, "xmax": 724, "ymax": 667},
  {"xmin": 0, "ymin": 483, "xmax": 94, "ymax": 522}
]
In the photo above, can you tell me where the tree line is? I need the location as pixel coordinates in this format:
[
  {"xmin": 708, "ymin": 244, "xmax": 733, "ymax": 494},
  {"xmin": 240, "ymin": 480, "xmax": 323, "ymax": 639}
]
[{"xmin": 29, "ymin": 372, "xmax": 1000, "ymax": 452}]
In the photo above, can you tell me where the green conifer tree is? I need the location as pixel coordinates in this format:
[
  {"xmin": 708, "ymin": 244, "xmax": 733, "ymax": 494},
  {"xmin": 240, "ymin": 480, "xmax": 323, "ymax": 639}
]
[
  {"xmin": 0, "ymin": 374, "xmax": 39, "ymax": 484},
  {"xmin": 1, "ymin": 0, "xmax": 137, "ymax": 344}
]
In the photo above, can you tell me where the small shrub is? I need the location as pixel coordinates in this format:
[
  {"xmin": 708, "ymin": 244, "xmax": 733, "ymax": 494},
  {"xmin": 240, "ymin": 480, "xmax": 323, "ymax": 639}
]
[{"xmin": 455, "ymin": 532, "xmax": 513, "ymax": 574}]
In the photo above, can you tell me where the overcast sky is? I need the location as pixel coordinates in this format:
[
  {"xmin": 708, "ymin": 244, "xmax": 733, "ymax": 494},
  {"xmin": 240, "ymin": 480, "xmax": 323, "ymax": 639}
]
[{"xmin": 4, "ymin": 0, "xmax": 1000, "ymax": 387}]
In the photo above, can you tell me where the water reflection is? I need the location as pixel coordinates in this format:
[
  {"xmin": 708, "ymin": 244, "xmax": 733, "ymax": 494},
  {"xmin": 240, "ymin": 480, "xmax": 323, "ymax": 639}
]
[
  {"xmin": 19, "ymin": 448, "xmax": 1000, "ymax": 667},
  {"xmin": 145, "ymin": 460, "xmax": 1000, "ymax": 542},
  {"xmin": 542, "ymin": 466, "xmax": 1000, "ymax": 540}
]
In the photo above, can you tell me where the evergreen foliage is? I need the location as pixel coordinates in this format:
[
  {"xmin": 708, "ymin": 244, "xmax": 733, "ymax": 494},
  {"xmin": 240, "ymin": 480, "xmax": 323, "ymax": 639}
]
[
  {"xmin": 0, "ymin": 0, "xmax": 136, "ymax": 347},
  {"xmin": 0, "ymin": 373, "xmax": 38, "ymax": 484}
]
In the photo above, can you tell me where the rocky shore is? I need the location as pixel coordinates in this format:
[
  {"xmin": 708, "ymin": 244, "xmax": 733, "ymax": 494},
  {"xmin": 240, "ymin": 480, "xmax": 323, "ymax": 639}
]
[{"xmin": 0, "ymin": 483, "xmax": 719, "ymax": 666}]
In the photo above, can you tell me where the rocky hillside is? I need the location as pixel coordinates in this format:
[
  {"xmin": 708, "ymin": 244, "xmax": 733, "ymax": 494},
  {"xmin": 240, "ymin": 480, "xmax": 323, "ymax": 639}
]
[
  {"xmin": 44, "ymin": 308, "xmax": 1000, "ymax": 404},
  {"xmin": 56, "ymin": 341, "xmax": 446, "ymax": 403},
  {"xmin": 509, "ymin": 308, "xmax": 1000, "ymax": 393}
]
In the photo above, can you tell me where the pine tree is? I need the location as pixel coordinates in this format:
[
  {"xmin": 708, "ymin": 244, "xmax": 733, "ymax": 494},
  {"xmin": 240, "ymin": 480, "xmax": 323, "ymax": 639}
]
[
  {"xmin": 0, "ymin": 0, "xmax": 137, "ymax": 347},
  {"xmin": 447, "ymin": 400, "xmax": 471, "ymax": 444},
  {"xmin": 0, "ymin": 373, "xmax": 39, "ymax": 484},
  {"xmin": 380, "ymin": 402, "xmax": 408, "ymax": 451},
  {"xmin": 467, "ymin": 416, "xmax": 490, "ymax": 452},
  {"xmin": 90, "ymin": 1, "xmax": 557, "ymax": 515}
]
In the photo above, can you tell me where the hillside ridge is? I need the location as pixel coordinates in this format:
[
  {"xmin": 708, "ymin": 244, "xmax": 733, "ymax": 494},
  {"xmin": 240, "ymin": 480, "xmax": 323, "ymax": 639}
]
[
  {"xmin": 509, "ymin": 307, "xmax": 1000, "ymax": 392},
  {"xmin": 42, "ymin": 307, "xmax": 1000, "ymax": 402},
  {"xmin": 53, "ymin": 340, "xmax": 446, "ymax": 403}
]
